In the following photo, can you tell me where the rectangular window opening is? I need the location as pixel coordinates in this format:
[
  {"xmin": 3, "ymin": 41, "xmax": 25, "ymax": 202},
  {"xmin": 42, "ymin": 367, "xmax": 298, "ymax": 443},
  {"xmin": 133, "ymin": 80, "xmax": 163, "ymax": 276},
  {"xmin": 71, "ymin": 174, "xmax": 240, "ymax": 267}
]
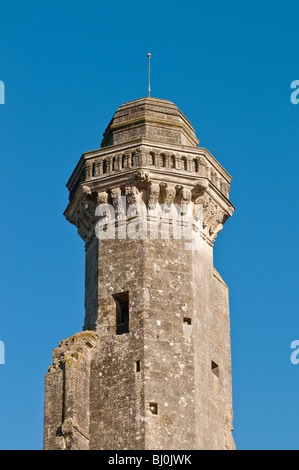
[
  {"xmin": 114, "ymin": 292, "xmax": 129, "ymax": 335},
  {"xmin": 183, "ymin": 317, "xmax": 192, "ymax": 325},
  {"xmin": 136, "ymin": 360, "xmax": 141, "ymax": 372},
  {"xmin": 149, "ymin": 402, "xmax": 158, "ymax": 415}
]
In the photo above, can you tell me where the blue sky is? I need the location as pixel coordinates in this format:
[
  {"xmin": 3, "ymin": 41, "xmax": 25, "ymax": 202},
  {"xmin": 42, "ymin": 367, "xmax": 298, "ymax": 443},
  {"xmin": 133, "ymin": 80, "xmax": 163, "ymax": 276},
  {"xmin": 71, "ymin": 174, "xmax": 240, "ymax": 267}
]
[{"xmin": 0, "ymin": 0, "xmax": 299, "ymax": 450}]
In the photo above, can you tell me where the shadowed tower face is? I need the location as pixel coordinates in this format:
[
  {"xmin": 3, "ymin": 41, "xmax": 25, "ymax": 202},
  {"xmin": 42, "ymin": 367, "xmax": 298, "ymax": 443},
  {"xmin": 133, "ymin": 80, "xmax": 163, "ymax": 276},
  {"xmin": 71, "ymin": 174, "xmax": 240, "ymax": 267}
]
[{"xmin": 43, "ymin": 97, "xmax": 235, "ymax": 450}]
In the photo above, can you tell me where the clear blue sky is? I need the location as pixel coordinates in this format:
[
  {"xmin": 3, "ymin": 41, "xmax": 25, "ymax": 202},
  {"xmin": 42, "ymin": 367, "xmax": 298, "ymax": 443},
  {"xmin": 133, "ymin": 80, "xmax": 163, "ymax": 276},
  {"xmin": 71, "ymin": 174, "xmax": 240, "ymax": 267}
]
[{"xmin": 0, "ymin": 0, "xmax": 299, "ymax": 450}]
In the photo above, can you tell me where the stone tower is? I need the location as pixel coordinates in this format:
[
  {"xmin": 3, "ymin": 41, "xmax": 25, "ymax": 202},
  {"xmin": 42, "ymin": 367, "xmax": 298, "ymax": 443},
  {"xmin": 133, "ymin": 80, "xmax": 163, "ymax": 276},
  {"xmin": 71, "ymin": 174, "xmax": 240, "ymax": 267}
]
[{"xmin": 43, "ymin": 97, "xmax": 235, "ymax": 450}]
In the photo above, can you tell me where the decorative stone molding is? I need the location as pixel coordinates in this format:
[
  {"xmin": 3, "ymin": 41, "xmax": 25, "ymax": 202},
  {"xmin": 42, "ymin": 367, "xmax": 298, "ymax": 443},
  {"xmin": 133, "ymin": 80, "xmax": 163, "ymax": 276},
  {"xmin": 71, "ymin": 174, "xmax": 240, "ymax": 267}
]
[
  {"xmin": 125, "ymin": 185, "xmax": 139, "ymax": 206},
  {"xmin": 134, "ymin": 170, "xmax": 150, "ymax": 188},
  {"xmin": 160, "ymin": 183, "xmax": 176, "ymax": 212},
  {"xmin": 66, "ymin": 143, "xmax": 232, "ymax": 203},
  {"xmin": 66, "ymin": 176, "xmax": 234, "ymax": 247},
  {"xmin": 64, "ymin": 97, "xmax": 234, "ymax": 248}
]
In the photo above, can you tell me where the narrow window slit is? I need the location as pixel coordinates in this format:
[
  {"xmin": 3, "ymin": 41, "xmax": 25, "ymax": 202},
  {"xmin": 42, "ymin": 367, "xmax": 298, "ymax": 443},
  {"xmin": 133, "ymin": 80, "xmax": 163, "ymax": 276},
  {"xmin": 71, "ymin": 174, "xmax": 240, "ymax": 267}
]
[
  {"xmin": 113, "ymin": 292, "xmax": 129, "ymax": 335},
  {"xmin": 149, "ymin": 402, "xmax": 158, "ymax": 415}
]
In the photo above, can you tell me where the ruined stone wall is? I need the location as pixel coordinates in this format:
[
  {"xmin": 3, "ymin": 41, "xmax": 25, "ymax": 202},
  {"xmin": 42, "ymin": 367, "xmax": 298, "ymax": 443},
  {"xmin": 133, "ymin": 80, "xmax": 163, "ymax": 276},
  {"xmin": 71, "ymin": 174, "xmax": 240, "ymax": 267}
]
[{"xmin": 43, "ymin": 332, "xmax": 98, "ymax": 450}]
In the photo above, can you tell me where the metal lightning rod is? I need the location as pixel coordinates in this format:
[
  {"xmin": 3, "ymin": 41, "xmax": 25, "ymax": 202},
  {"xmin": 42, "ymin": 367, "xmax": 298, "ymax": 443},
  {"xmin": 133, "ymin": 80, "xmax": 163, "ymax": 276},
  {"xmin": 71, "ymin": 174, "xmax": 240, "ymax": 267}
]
[{"xmin": 147, "ymin": 53, "xmax": 151, "ymax": 97}]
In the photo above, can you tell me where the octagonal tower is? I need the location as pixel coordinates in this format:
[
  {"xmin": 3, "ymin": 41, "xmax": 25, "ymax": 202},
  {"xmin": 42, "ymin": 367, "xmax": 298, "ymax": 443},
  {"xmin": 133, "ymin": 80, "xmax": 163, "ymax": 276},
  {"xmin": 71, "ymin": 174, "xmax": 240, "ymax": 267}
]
[{"xmin": 43, "ymin": 97, "xmax": 235, "ymax": 450}]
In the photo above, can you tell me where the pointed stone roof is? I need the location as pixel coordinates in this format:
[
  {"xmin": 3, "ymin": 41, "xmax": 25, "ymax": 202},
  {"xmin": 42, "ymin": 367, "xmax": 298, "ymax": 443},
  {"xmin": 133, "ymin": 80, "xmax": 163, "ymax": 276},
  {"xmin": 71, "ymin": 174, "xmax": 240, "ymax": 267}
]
[{"xmin": 101, "ymin": 97, "xmax": 199, "ymax": 148}]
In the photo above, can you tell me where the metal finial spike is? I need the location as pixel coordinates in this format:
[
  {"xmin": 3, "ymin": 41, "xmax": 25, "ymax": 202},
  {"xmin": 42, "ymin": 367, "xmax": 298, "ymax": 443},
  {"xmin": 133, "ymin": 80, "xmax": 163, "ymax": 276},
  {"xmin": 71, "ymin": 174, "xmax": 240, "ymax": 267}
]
[{"xmin": 147, "ymin": 53, "xmax": 151, "ymax": 97}]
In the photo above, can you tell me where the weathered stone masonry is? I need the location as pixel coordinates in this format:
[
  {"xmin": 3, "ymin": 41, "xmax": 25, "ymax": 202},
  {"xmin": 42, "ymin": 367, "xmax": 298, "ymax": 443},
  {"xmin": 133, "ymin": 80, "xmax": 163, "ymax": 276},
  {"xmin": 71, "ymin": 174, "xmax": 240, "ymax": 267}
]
[{"xmin": 43, "ymin": 97, "xmax": 235, "ymax": 450}]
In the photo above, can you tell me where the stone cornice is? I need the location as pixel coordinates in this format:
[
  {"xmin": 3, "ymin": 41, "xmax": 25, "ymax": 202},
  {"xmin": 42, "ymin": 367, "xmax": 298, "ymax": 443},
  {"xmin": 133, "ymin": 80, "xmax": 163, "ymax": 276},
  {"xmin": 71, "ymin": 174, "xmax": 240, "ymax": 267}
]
[
  {"xmin": 66, "ymin": 141, "xmax": 233, "ymax": 204},
  {"xmin": 64, "ymin": 171, "xmax": 234, "ymax": 249},
  {"xmin": 65, "ymin": 168, "xmax": 234, "ymax": 218},
  {"xmin": 79, "ymin": 140, "xmax": 232, "ymax": 181}
]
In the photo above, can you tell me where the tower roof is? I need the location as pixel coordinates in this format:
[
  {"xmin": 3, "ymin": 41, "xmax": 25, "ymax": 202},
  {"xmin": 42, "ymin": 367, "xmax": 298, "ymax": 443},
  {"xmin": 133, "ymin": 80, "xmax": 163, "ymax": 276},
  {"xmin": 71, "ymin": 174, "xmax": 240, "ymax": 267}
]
[{"xmin": 101, "ymin": 97, "xmax": 199, "ymax": 148}]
